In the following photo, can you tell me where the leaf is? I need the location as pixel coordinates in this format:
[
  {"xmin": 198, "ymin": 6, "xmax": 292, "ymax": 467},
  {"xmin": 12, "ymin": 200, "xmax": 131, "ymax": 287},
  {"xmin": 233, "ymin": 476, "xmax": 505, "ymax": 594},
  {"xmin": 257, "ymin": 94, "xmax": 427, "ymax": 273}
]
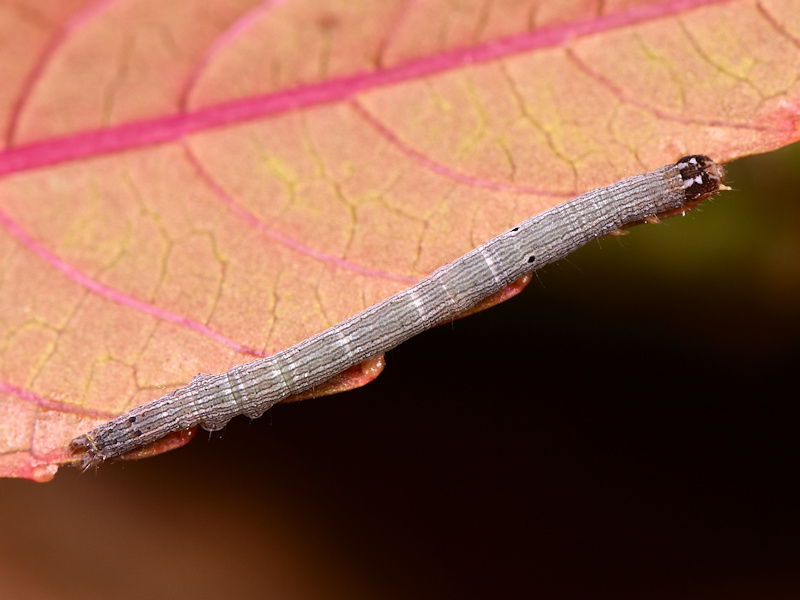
[{"xmin": 1, "ymin": 0, "xmax": 798, "ymax": 481}]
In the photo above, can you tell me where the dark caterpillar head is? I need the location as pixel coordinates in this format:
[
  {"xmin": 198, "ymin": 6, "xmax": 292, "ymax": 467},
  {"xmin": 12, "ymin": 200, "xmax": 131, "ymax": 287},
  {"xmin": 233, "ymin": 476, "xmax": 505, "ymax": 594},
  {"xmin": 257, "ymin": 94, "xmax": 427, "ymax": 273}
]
[{"xmin": 677, "ymin": 154, "xmax": 726, "ymax": 205}]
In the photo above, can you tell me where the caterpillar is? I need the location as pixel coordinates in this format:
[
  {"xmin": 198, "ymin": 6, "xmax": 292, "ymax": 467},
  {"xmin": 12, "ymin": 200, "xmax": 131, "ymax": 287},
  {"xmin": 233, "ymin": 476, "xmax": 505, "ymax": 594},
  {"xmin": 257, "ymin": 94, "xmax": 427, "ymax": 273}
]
[{"xmin": 71, "ymin": 155, "xmax": 725, "ymax": 469}]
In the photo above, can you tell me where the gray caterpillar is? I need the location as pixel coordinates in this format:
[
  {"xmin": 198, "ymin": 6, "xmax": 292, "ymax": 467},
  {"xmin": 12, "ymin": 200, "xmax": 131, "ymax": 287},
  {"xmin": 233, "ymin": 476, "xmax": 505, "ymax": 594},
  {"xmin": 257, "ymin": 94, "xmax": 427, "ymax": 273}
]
[{"xmin": 71, "ymin": 155, "xmax": 725, "ymax": 469}]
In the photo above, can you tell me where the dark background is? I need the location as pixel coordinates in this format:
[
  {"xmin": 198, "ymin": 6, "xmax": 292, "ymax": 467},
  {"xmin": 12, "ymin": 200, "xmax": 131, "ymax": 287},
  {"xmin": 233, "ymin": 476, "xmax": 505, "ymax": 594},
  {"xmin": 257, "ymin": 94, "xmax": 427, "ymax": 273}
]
[{"xmin": 1, "ymin": 144, "xmax": 798, "ymax": 599}]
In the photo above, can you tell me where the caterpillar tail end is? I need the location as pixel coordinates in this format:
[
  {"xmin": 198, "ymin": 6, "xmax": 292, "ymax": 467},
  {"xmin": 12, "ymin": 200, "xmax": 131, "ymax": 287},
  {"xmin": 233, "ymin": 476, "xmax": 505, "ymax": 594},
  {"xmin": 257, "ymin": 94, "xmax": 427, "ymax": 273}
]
[{"xmin": 69, "ymin": 433, "xmax": 107, "ymax": 471}]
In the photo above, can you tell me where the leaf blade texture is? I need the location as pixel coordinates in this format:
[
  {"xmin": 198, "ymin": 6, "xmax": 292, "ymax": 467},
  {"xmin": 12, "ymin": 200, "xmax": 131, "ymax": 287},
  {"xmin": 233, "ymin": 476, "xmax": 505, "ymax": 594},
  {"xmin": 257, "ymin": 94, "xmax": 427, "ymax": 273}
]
[{"xmin": 1, "ymin": 0, "xmax": 799, "ymax": 480}]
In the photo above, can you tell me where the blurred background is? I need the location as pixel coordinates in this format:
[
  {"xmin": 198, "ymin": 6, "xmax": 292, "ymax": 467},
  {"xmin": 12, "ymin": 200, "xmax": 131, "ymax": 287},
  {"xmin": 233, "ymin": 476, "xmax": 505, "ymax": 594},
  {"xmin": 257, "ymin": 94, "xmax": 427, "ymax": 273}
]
[{"xmin": 1, "ymin": 144, "xmax": 798, "ymax": 599}]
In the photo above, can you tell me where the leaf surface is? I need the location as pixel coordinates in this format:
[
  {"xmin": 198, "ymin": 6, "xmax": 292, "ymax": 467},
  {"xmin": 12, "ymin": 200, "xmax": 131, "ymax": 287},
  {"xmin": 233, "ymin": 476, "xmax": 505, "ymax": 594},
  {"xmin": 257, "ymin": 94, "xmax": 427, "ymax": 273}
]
[{"xmin": 1, "ymin": 0, "xmax": 798, "ymax": 481}]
